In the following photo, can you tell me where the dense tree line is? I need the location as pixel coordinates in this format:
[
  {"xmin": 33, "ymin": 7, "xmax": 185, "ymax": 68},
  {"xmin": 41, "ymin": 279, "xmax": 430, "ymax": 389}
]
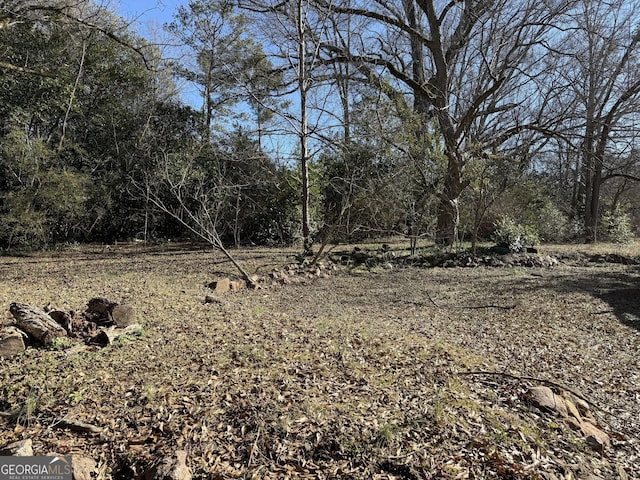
[{"xmin": 1, "ymin": 0, "xmax": 638, "ymax": 252}]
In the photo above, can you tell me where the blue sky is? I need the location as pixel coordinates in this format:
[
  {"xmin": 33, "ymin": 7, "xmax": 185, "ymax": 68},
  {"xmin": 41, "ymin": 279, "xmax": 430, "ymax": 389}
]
[
  {"xmin": 114, "ymin": 0, "xmax": 204, "ymax": 106},
  {"xmin": 113, "ymin": 0, "xmax": 183, "ymax": 39}
]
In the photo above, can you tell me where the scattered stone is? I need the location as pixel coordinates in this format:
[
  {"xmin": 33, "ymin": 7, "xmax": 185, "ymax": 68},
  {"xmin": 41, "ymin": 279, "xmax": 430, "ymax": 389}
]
[
  {"xmin": 0, "ymin": 439, "xmax": 33, "ymax": 456},
  {"xmin": 573, "ymin": 397, "xmax": 591, "ymax": 416},
  {"xmin": 209, "ymin": 278, "xmax": 231, "ymax": 294},
  {"xmin": 0, "ymin": 326, "xmax": 27, "ymax": 358},
  {"xmin": 581, "ymin": 421, "xmax": 610, "ymax": 453},
  {"xmin": 563, "ymin": 397, "xmax": 582, "ymax": 421},
  {"xmin": 146, "ymin": 450, "xmax": 192, "ymax": 480},
  {"xmin": 527, "ymin": 386, "xmax": 568, "ymax": 417},
  {"xmin": 72, "ymin": 456, "xmax": 97, "ymax": 480},
  {"xmin": 589, "ymin": 253, "xmax": 639, "ymax": 265},
  {"xmin": 229, "ymin": 280, "xmax": 245, "ymax": 291}
]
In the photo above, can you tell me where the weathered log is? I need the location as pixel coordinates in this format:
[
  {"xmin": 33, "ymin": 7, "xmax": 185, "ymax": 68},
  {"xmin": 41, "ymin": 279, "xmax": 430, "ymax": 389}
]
[
  {"xmin": 9, "ymin": 302, "xmax": 67, "ymax": 345},
  {"xmin": 54, "ymin": 418, "xmax": 103, "ymax": 435},
  {"xmin": 49, "ymin": 310, "xmax": 73, "ymax": 334},
  {"xmin": 111, "ymin": 304, "xmax": 136, "ymax": 327},
  {"xmin": 85, "ymin": 297, "xmax": 136, "ymax": 326},
  {"xmin": 0, "ymin": 326, "xmax": 27, "ymax": 357}
]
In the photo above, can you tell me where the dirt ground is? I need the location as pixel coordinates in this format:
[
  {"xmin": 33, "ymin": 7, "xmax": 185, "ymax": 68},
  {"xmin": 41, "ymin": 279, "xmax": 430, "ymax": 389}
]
[{"xmin": 1, "ymin": 243, "xmax": 639, "ymax": 479}]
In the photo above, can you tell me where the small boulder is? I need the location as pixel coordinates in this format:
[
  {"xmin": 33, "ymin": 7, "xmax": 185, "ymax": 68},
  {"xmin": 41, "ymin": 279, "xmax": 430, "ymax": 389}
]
[
  {"xmin": 146, "ymin": 450, "xmax": 192, "ymax": 480},
  {"xmin": 0, "ymin": 439, "xmax": 33, "ymax": 456},
  {"xmin": 527, "ymin": 386, "xmax": 567, "ymax": 417},
  {"xmin": 209, "ymin": 278, "xmax": 230, "ymax": 294},
  {"xmin": 581, "ymin": 421, "xmax": 610, "ymax": 453},
  {"xmin": 72, "ymin": 456, "xmax": 97, "ymax": 480}
]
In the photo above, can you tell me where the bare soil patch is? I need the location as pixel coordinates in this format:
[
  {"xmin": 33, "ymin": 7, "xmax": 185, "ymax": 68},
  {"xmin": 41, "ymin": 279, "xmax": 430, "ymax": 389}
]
[{"xmin": 1, "ymin": 244, "xmax": 639, "ymax": 479}]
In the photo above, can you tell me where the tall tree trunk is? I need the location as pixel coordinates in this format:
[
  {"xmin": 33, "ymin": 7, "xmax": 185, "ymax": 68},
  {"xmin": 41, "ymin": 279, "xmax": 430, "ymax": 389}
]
[
  {"xmin": 433, "ymin": 98, "xmax": 466, "ymax": 245},
  {"xmin": 297, "ymin": 0, "xmax": 312, "ymax": 255},
  {"xmin": 582, "ymin": 117, "xmax": 596, "ymax": 242}
]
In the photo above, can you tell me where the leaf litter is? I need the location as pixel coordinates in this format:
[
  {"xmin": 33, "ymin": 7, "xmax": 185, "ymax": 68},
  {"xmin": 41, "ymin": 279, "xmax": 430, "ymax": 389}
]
[{"xmin": 0, "ymin": 244, "xmax": 639, "ymax": 479}]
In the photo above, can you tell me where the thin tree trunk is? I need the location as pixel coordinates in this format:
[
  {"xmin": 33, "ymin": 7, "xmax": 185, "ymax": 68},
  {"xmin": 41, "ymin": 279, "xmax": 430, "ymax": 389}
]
[
  {"xmin": 59, "ymin": 40, "xmax": 87, "ymax": 151},
  {"xmin": 298, "ymin": 0, "xmax": 312, "ymax": 255}
]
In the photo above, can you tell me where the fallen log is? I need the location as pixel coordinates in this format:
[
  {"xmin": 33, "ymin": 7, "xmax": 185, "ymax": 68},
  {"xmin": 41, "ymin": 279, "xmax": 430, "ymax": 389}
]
[
  {"xmin": 9, "ymin": 302, "xmax": 67, "ymax": 345},
  {"xmin": 0, "ymin": 326, "xmax": 27, "ymax": 357}
]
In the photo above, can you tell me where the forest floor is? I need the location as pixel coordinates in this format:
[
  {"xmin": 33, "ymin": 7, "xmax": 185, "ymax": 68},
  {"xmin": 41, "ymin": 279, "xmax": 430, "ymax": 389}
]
[{"xmin": 1, "ymin": 241, "xmax": 639, "ymax": 479}]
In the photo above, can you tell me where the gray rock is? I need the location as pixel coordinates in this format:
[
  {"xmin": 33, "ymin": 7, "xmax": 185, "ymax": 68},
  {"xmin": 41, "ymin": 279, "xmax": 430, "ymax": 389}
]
[
  {"xmin": 72, "ymin": 456, "xmax": 97, "ymax": 480},
  {"xmin": 527, "ymin": 386, "xmax": 568, "ymax": 417},
  {"xmin": 146, "ymin": 450, "xmax": 192, "ymax": 480},
  {"xmin": 0, "ymin": 439, "xmax": 33, "ymax": 456}
]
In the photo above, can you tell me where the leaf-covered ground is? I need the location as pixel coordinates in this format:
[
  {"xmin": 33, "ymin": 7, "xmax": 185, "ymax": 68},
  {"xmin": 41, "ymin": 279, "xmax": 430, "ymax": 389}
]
[{"xmin": 1, "ymin": 243, "xmax": 639, "ymax": 479}]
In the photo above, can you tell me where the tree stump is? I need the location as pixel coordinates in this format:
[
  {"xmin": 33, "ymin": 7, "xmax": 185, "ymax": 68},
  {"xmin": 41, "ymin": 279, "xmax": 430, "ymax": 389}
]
[{"xmin": 9, "ymin": 303, "xmax": 67, "ymax": 345}]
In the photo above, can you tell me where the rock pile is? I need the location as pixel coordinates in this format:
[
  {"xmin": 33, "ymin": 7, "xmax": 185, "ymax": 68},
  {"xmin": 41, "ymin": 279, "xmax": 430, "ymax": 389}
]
[
  {"xmin": 527, "ymin": 386, "xmax": 610, "ymax": 453},
  {"xmin": 204, "ymin": 261, "xmax": 339, "ymax": 301},
  {"xmin": 425, "ymin": 252, "xmax": 560, "ymax": 268}
]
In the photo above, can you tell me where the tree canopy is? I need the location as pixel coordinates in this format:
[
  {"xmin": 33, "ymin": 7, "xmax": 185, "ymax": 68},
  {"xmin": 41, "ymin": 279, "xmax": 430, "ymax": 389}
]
[{"xmin": 1, "ymin": 0, "xmax": 639, "ymax": 251}]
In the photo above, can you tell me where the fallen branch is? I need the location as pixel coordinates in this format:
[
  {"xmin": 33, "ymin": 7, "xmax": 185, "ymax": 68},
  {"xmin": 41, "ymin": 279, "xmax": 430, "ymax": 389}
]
[
  {"xmin": 52, "ymin": 418, "xmax": 103, "ymax": 434},
  {"xmin": 459, "ymin": 370, "xmax": 596, "ymax": 410}
]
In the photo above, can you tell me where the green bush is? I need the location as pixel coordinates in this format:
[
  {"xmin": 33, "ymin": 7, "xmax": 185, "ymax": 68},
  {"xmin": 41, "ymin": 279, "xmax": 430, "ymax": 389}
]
[
  {"xmin": 600, "ymin": 205, "xmax": 634, "ymax": 244},
  {"xmin": 492, "ymin": 215, "xmax": 539, "ymax": 252},
  {"xmin": 537, "ymin": 203, "xmax": 569, "ymax": 242}
]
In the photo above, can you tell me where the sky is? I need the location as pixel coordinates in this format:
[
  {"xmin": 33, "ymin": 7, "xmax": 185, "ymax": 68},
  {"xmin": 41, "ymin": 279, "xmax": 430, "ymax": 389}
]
[
  {"xmin": 113, "ymin": 0, "xmax": 205, "ymax": 107},
  {"xmin": 113, "ymin": 0, "xmax": 183, "ymax": 40},
  {"xmin": 111, "ymin": 0, "xmax": 301, "ymax": 155}
]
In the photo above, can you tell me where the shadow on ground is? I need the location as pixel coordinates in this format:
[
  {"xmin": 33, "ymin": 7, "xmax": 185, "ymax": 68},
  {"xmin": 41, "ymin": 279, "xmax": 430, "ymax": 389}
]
[{"xmin": 551, "ymin": 267, "xmax": 640, "ymax": 332}]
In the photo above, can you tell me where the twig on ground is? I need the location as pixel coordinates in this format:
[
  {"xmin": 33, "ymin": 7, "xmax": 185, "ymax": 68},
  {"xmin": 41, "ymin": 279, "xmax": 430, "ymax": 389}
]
[
  {"xmin": 459, "ymin": 370, "xmax": 596, "ymax": 410},
  {"xmin": 247, "ymin": 425, "xmax": 262, "ymax": 467},
  {"xmin": 424, "ymin": 290, "xmax": 440, "ymax": 308},
  {"xmin": 386, "ymin": 446, "xmax": 427, "ymax": 460},
  {"xmin": 51, "ymin": 418, "xmax": 103, "ymax": 434}
]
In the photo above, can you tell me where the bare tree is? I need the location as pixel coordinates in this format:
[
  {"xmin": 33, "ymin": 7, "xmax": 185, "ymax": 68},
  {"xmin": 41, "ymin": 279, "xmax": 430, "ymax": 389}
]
[
  {"xmin": 240, "ymin": 0, "xmax": 336, "ymax": 255},
  {"xmin": 314, "ymin": 0, "xmax": 573, "ymax": 245},
  {"xmin": 555, "ymin": 0, "xmax": 640, "ymax": 241},
  {"xmin": 142, "ymin": 148, "xmax": 255, "ymax": 286}
]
